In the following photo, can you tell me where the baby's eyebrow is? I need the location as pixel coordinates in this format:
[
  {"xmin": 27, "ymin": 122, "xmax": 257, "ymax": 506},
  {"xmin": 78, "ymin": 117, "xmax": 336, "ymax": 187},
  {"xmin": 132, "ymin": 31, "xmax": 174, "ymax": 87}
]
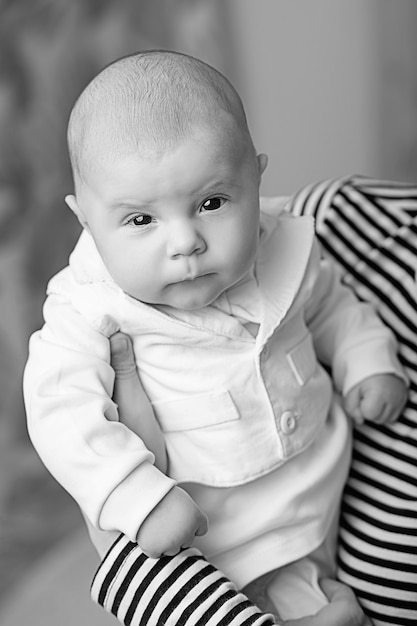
[
  {"xmin": 198, "ymin": 180, "xmax": 239, "ymax": 195},
  {"xmin": 110, "ymin": 201, "xmax": 153, "ymax": 212}
]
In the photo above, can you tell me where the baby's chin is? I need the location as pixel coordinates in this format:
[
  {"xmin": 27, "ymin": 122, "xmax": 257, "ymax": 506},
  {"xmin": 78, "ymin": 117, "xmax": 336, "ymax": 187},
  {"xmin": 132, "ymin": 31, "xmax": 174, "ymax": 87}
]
[
  {"xmin": 160, "ymin": 291, "xmax": 221, "ymax": 312},
  {"xmin": 123, "ymin": 291, "xmax": 217, "ymax": 312},
  {"xmin": 159, "ymin": 275, "xmax": 227, "ymax": 311}
]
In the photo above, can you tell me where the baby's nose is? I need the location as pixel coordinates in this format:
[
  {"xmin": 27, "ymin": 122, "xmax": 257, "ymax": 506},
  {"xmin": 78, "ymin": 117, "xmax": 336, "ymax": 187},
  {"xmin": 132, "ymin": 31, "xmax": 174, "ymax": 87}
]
[{"xmin": 167, "ymin": 221, "xmax": 206, "ymax": 257}]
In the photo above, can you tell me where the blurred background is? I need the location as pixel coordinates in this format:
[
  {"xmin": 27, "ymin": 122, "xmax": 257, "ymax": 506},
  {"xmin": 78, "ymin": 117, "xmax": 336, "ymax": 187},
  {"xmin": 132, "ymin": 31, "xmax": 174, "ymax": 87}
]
[{"xmin": 0, "ymin": 0, "xmax": 416, "ymax": 623}]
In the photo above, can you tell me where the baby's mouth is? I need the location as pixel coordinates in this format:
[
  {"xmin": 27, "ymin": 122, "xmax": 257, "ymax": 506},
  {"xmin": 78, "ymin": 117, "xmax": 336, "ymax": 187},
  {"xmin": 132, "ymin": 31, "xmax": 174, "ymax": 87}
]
[
  {"xmin": 179, "ymin": 258, "xmax": 200, "ymax": 282},
  {"xmin": 183, "ymin": 272, "xmax": 198, "ymax": 282},
  {"xmin": 174, "ymin": 270, "xmax": 213, "ymax": 285}
]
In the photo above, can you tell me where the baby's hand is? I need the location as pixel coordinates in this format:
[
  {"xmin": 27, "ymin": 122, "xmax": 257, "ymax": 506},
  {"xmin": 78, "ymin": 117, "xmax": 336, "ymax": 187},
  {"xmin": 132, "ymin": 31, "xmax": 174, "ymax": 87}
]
[
  {"xmin": 136, "ymin": 486, "xmax": 208, "ymax": 558},
  {"xmin": 343, "ymin": 373, "xmax": 407, "ymax": 425}
]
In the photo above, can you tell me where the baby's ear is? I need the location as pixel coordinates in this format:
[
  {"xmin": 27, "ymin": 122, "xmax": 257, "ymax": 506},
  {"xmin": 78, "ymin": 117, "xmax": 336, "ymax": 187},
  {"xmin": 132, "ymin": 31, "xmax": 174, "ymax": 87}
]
[
  {"xmin": 257, "ymin": 153, "xmax": 268, "ymax": 178},
  {"xmin": 65, "ymin": 194, "xmax": 90, "ymax": 231}
]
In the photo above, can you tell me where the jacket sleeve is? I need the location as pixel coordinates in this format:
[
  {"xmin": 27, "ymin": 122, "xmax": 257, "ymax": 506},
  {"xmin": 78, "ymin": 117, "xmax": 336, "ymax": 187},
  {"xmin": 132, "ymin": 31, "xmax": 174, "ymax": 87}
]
[
  {"xmin": 23, "ymin": 292, "xmax": 176, "ymax": 541},
  {"xmin": 304, "ymin": 240, "xmax": 407, "ymax": 395}
]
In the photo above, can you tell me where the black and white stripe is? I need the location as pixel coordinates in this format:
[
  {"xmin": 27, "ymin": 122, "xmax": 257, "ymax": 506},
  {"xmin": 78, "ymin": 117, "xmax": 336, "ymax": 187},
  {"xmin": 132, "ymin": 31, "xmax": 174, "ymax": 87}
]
[
  {"xmin": 289, "ymin": 174, "xmax": 417, "ymax": 626},
  {"xmin": 91, "ymin": 534, "xmax": 276, "ymax": 625}
]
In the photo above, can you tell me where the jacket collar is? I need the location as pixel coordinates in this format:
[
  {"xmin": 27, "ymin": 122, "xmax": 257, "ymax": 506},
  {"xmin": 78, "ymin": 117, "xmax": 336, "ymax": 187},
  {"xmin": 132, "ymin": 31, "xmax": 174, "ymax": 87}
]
[
  {"xmin": 69, "ymin": 229, "xmax": 113, "ymax": 285},
  {"xmin": 255, "ymin": 211, "xmax": 315, "ymax": 347}
]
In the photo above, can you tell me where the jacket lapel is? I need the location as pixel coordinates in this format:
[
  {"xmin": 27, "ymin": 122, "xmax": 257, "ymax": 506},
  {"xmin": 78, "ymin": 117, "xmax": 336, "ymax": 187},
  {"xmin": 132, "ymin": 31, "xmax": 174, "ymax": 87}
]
[{"xmin": 256, "ymin": 213, "xmax": 315, "ymax": 348}]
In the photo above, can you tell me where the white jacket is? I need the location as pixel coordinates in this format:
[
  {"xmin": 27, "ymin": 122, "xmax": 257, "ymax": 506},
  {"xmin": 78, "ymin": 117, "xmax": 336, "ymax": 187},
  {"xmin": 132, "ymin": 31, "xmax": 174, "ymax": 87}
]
[{"xmin": 24, "ymin": 197, "xmax": 404, "ymax": 586}]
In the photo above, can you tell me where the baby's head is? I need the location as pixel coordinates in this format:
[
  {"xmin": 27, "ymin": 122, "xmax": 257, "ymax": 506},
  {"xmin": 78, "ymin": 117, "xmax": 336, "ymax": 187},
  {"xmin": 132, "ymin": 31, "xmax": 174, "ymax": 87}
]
[
  {"xmin": 66, "ymin": 50, "xmax": 268, "ymax": 310},
  {"xmin": 68, "ymin": 50, "xmax": 255, "ymax": 188}
]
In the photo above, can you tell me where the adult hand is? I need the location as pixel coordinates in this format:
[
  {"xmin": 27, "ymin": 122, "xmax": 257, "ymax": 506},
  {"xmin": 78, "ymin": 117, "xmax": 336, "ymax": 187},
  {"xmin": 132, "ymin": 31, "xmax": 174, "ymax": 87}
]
[{"xmin": 284, "ymin": 579, "xmax": 372, "ymax": 626}]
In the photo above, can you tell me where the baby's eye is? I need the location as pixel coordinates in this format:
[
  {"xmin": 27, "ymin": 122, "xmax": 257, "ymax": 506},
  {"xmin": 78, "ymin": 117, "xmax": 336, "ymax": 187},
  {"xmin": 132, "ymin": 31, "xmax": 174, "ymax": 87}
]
[
  {"xmin": 201, "ymin": 197, "xmax": 226, "ymax": 212},
  {"xmin": 129, "ymin": 214, "xmax": 153, "ymax": 227}
]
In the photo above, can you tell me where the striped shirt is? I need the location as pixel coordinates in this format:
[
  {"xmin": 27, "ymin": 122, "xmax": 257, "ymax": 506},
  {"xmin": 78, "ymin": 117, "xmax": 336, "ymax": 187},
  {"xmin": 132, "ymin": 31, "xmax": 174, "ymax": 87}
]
[{"xmin": 289, "ymin": 174, "xmax": 417, "ymax": 626}]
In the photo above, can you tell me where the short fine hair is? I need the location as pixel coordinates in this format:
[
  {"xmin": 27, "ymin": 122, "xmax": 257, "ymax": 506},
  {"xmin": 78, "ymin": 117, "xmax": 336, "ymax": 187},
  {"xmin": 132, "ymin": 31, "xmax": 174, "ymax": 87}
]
[{"xmin": 67, "ymin": 50, "xmax": 253, "ymax": 187}]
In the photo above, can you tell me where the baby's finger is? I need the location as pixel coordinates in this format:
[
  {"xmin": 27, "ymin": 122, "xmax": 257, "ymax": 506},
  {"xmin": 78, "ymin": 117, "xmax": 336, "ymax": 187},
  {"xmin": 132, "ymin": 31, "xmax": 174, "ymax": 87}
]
[
  {"xmin": 140, "ymin": 546, "xmax": 164, "ymax": 559},
  {"xmin": 164, "ymin": 528, "xmax": 199, "ymax": 556},
  {"xmin": 375, "ymin": 402, "xmax": 400, "ymax": 424},
  {"xmin": 163, "ymin": 547, "xmax": 182, "ymax": 557},
  {"xmin": 359, "ymin": 392, "xmax": 385, "ymax": 422},
  {"xmin": 343, "ymin": 387, "xmax": 362, "ymax": 422}
]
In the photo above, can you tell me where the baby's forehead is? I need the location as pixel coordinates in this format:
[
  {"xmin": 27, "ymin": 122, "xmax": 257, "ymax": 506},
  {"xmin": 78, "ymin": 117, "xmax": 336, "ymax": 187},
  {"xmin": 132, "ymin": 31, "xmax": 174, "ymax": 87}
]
[
  {"xmin": 76, "ymin": 107, "xmax": 248, "ymax": 181},
  {"xmin": 105, "ymin": 117, "xmax": 246, "ymax": 167},
  {"xmin": 77, "ymin": 116, "xmax": 252, "ymax": 200},
  {"xmin": 69, "ymin": 52, "xmax": 252, "ymax": 184}
]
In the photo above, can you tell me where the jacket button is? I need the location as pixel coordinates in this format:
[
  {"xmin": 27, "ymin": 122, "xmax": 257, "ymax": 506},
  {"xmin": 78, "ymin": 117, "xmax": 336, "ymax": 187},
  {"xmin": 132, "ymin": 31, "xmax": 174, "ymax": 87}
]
[{"xmin": 280, "ymin": 410, "xmax": 298, "ymax": 434}]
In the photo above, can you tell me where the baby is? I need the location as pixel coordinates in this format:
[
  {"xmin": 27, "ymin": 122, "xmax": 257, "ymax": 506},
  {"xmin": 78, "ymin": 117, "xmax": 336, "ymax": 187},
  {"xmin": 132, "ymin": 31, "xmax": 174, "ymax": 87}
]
[{"xmin": 23, "ymin": 50, "xmax": 406, "ymax": 624}]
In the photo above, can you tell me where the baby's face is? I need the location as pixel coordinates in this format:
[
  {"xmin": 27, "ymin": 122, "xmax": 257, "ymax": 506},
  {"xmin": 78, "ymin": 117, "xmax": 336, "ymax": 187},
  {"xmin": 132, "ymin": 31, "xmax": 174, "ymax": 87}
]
[{"xmin": 71, "ymin": 124, "xmax": 266, "ymax": 310}]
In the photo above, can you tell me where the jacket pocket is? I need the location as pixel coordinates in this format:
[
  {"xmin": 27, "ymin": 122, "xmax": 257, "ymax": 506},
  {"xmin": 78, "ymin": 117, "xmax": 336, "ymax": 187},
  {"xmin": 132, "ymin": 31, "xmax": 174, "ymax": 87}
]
[
  {"xmin": 151, "ymin": 390, "xmax": 240, "ymax": 433},
  {"xmin": 286, "ymin": 332, "xmax": 317, "ymax": 386}
]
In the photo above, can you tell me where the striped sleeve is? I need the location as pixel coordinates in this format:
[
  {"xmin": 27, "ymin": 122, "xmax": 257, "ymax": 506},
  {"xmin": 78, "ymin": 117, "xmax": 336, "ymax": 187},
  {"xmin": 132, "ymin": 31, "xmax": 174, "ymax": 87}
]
[
  {"xmin": 287, "ymin": 175, "xmax": 417, "ymax": 626},
  {"xmin": 91, "ymin": 534, "xmax": 278, "ymax": 626}
]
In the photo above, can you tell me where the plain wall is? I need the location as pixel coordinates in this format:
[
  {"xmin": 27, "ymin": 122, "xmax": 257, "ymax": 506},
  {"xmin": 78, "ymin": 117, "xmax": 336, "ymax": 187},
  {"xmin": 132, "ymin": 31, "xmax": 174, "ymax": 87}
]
[{"xmin": 227, "ymin": 0, "xmax": 381, "ymax": 195}]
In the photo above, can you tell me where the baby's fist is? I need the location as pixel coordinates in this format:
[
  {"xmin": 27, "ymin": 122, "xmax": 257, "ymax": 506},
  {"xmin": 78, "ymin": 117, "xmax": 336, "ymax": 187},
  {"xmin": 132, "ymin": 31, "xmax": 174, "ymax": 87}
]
[
  {"xmin": 137, "ymin": 486, "xmax": 208, "ymax": 558},
  {"xmin": 343, "ymin": 373, "xmax": 407, "ymax": 425}
]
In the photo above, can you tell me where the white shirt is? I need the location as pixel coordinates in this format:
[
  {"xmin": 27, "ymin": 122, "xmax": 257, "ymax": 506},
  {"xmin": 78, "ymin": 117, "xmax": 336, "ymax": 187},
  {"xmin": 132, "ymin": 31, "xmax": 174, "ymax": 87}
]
[{"xmin": 24, "ymin": 197, "xmax": 404, "ymax": 586}]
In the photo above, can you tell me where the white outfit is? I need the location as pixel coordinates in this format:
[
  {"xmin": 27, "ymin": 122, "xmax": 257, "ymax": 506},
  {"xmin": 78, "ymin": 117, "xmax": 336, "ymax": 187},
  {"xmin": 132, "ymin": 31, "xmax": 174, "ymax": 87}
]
[{"xmin": 24, "ymin": 197, "xmax": 404, "ymax": 590}]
